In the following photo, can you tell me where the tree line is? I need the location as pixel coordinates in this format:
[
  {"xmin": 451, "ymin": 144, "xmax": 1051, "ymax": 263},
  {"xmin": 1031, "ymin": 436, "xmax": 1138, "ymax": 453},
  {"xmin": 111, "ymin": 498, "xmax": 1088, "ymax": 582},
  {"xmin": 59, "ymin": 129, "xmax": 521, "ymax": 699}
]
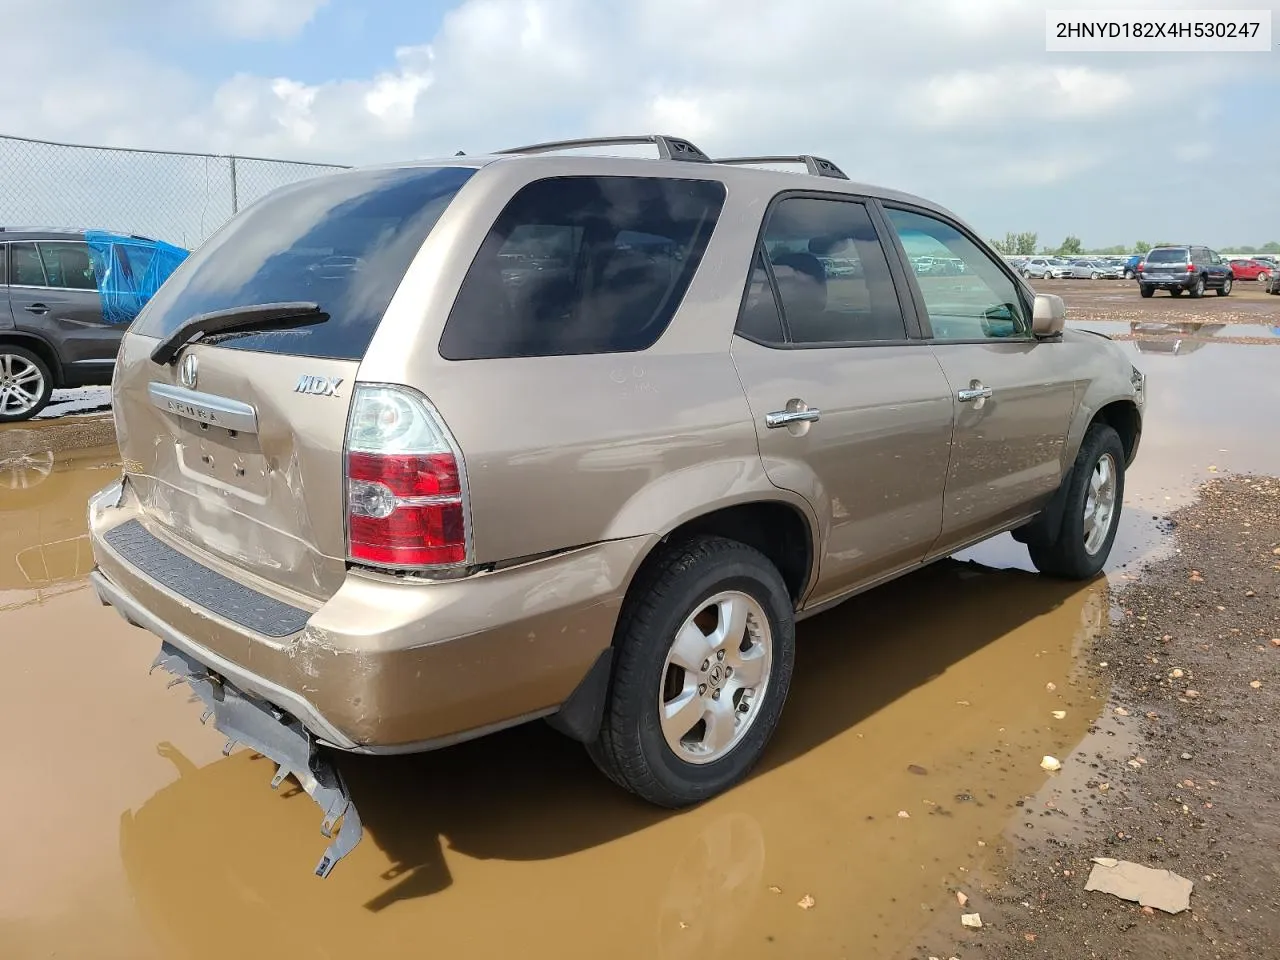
[{"xmin": 987, "ymin": 232, "xmax": 1280, "ymax": 257}]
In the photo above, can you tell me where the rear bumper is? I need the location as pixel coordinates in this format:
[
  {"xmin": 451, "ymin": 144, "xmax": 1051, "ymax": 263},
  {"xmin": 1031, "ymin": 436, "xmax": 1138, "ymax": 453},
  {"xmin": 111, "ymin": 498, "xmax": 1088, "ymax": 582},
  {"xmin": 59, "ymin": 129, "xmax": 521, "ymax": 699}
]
[{"xmin": 89, "ymin": 479, "xmax": 650, "ymax": 753}]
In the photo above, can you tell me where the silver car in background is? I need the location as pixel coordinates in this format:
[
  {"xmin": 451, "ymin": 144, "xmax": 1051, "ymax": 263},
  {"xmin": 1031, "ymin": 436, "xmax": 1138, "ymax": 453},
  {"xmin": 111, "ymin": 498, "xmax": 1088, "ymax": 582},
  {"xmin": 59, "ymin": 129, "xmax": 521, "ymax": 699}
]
[{"xmin": 1068, "ymin": 259, "xmax": 1120, "ymax": 280}]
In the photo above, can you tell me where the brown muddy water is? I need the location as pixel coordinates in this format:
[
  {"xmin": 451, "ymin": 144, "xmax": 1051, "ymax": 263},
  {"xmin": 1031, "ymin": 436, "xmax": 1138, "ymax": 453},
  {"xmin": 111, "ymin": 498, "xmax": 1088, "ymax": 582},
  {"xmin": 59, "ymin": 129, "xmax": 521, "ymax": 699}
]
[{"xmin": 1, "ymin": 334, "xmax": 1277, "ymax": 960}]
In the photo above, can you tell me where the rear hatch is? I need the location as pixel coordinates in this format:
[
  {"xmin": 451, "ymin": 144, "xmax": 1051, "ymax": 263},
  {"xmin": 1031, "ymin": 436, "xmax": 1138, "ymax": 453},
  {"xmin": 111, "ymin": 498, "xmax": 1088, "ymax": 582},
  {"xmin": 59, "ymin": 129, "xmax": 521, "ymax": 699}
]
[
  {"xmin": 111, "ymin": 164, "xmax": 476, "ymax": 601},
  {"xmin": 1143, "ymin": 247, "xmax": 1189, "ymax": 279}
]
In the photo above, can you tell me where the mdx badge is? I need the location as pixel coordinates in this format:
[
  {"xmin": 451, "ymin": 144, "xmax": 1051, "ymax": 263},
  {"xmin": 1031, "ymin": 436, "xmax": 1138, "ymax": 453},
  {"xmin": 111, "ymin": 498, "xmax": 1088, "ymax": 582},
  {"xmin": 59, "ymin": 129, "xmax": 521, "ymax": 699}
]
[{"xmin": 295, "ymin": 375, "xmax": 343, "ymax": 397}]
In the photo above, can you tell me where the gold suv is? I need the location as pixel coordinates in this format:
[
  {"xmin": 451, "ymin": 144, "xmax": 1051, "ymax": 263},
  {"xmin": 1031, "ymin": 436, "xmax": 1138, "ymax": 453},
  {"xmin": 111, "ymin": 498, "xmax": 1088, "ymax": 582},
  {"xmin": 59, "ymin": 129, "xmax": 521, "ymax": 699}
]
[{"xmin": 89, "ymin": 135, "xmax": 1145, "ymax": 875}]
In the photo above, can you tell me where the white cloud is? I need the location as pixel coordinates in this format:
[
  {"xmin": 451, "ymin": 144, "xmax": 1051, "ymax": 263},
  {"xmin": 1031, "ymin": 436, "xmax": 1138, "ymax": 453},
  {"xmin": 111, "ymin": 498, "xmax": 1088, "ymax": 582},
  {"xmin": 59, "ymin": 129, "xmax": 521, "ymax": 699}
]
[
  {"xmin": 0, "ymin": 0, "xmax": 1276, "ymax": 247},
  {"xmin": 204, "ymin": 0, "xmax": 329, "ymax": 40}
]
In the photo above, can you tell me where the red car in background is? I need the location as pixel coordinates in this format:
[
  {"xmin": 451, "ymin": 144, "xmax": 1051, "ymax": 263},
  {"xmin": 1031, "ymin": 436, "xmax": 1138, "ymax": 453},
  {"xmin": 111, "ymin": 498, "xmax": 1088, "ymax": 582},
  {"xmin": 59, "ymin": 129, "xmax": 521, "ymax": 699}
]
[{"xmin": 1228, "ymin": 258, "xmax": 1274, "ymax": 282}]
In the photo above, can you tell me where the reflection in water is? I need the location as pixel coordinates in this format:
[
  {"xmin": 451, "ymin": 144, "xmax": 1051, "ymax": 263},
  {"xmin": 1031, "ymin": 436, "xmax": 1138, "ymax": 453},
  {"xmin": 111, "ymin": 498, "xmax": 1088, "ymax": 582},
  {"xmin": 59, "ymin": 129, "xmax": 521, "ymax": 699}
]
[
  {"xmin": 1129, "ymin": 321, "xmax": 1225, "ymax": 356},
  {"xmin": 0, "ymin": 445, "xmax": 120, "ymax": 610},
  {"xmin": 114, "ymin": 561, "xmax": 1108, "ymax": 960}
]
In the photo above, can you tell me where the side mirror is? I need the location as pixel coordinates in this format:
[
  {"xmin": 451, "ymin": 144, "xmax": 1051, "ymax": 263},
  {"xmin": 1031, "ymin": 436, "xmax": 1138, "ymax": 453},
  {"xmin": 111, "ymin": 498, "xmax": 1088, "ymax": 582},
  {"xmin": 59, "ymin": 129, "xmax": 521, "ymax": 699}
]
[{"xmin": 1032, "ymin": 293, "xmax": 1066, "ymax": 337}]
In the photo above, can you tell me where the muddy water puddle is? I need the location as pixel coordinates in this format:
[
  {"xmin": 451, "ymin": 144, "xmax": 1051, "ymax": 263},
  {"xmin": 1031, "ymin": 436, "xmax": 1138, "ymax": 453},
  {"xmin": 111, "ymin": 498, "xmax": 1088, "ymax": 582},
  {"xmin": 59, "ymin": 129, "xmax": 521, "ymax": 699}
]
[{"xmin": 2, "ymin": 337, "xmax": 1279, "ymax": 959}]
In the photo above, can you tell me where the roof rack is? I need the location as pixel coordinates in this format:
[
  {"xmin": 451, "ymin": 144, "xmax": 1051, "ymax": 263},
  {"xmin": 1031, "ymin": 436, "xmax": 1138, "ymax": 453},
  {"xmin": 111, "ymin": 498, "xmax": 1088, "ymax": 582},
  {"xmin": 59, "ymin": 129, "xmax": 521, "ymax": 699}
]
[
  {"xmin": 713, "ymin": 155, "xmax": 849, "ymax": 180},
  {"xmin": 495, "ymin": 134, "xmax": 710, "ymax": 163}
]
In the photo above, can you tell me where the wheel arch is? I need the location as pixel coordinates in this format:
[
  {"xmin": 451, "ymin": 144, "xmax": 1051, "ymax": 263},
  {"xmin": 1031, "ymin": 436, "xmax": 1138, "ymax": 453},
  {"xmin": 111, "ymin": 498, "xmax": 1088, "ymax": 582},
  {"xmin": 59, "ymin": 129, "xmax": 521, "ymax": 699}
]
[{"xmin": 0, "ymin": 332, "xmax": 63, "ymax": 388}]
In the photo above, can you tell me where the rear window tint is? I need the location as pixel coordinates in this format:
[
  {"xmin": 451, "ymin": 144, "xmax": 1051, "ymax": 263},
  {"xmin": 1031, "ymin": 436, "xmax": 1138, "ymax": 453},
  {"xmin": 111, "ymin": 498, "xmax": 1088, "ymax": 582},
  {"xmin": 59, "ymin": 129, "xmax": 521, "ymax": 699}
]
[
  {"xmin": 439, "ymin": 175, "xmax": 726, "ymax": 360},
  {"xmin": 132, "ymin": 166, "xmax": 476, "ymax": 360},
  {"xmin": 1146, "ymin": 248, "xmax": 1188, "ymax": 263}
]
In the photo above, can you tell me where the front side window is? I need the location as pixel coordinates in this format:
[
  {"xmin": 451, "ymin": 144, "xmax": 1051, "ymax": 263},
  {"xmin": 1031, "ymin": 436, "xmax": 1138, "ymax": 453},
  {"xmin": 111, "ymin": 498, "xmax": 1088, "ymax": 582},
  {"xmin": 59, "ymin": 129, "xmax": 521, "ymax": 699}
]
[
  {"xmin": 38, "ymin": 241, "xmax": 97, "ymax": 290},
  {"xmin": 745, "ymin": 196, "xmax": 906, "ymax": 345},
  {"xmin": 885, "ymin": 207, "xmax": 1029, "ymax": 341},
  {"xmin": 440, "ymin": 176, "xmax": 725, "ymax": 360},
  {"xmin": 9, "ymin": 242, "xmax": 47, "ymax": 287}
]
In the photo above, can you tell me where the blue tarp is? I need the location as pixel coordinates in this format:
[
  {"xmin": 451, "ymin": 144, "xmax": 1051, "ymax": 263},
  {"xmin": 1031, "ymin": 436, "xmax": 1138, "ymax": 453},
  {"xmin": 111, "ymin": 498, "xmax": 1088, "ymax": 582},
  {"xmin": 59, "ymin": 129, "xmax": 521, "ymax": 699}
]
[{"xmin": 84, "ymin": 231, "xmax": 189, "ymax": 326}]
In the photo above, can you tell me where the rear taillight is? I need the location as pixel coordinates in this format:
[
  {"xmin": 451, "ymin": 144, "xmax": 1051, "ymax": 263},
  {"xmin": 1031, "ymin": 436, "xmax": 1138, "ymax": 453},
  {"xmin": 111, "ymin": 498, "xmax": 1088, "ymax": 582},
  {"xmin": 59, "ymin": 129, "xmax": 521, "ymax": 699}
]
[
  {"xmin": 1186, "ymin": 263, "xmax": 1195, "ymax": 272},
  {"xmin": 1136, "ymin": 262, "xmax": 1144, "ymax": 272},
  {"xmin": 344, "ymin": 385, "xmax": 468, "ymax": 569}
]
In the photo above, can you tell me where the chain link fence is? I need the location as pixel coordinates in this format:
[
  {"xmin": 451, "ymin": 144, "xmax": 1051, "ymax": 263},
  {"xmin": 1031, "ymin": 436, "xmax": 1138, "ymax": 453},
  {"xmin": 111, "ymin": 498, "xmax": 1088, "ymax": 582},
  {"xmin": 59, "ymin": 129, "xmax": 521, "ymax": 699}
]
[{"xmin": 0, "ymin": 134, "xmax": 349, "ymax": 250}]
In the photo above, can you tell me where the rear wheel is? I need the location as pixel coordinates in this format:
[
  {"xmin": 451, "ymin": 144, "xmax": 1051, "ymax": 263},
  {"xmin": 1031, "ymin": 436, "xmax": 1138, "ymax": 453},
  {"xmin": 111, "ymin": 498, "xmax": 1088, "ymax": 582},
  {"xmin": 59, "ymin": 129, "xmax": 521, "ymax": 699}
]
[
  {"xmin": 1170, "ymin": 287, "xmax": 1183, "ymax": 297},
  {"xmin": 587, "ymin": 536, "xmax": 796, "ymax": 807},
  {"xmin": 1218, "ymin": 276, "xmax": 1233, "ymax": 297},
  {"xmin": 1124, "ymin": 269, "xmax": 1134, "ymax": 279},
  {"xmin": 1259, "ymin": 271, "xmax": 1271, "ymax": 284},
  {"xmin": 0, "ymin": 347, "xmax": 54, "ymax": 423},
  {"xmin": 1139, "ymin": 284, "xmax": 1154, "ymax": 298},
  {"xmin": 1027, "ymin": 424, "xmax": 1126, "ymax": 580},
  {"xmin": 1189, "ymin": 275, "xmax": 1205, "ymax": 298}
]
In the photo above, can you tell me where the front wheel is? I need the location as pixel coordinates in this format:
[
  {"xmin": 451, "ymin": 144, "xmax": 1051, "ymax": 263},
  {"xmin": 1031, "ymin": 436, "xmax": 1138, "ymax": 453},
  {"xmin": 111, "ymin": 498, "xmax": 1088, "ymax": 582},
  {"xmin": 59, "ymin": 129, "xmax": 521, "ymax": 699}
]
[
  {"xmin": 1259, "ymin": 271, "xmax": 1271, "ymax": 284},
  {"xmin": 587, "ymin": 536, "xmax": 796, "ymax": 807},
  {"xmin": 1124, "ymin": 269, "xmax": 1134, "ymax": 279},
  {"xmin": 1027, "ymin": 424, "xmax": 1126, "ymax": 580},
  {"xmin": 1090, "ymin": 272, "xmax": 1099, "ymax": 280},
  {"xmin": 1218, "ymin": 277, "xmax": 1233, "ymax": 297}
]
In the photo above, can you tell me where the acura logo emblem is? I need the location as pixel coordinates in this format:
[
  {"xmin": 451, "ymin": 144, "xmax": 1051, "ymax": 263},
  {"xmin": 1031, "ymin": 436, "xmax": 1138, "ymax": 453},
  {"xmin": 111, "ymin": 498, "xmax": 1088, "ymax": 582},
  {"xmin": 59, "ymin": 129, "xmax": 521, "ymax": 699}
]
[{"xmin": 179, "ymin": 353, "xmax": 199, "ymax": 390}]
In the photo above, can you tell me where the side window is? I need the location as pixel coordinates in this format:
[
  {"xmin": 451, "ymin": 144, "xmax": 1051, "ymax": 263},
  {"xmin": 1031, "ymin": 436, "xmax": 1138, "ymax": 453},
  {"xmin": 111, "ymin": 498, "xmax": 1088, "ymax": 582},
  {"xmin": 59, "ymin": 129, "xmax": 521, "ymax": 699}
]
[
  {"xmin": 439, "ymin": 176, "xmax": 726, "ymax": 360},
  {"xmin": 38, "ymin": 242, "xmax": 97, "ymax": 290},
  {"xmin": 9, "ymin": 242, "xmax": 48, "ymax": 287},
  {"xmin": 756, "ymin": 196, "xmax": 907, "ymax": 344},
  {"xmin": 885, "ymin": 207, "xmax": 1029, "ymax": 341},
  {"xmin": 0, "ymin": 245, "xmax": 6, "ymax": 285}
]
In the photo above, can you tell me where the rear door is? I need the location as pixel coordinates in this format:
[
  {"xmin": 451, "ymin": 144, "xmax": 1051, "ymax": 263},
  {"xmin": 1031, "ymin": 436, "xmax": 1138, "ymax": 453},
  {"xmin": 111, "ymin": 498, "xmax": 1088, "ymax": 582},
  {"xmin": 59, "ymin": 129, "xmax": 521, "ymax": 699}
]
[
  {"xmin": 112, "ymin": 164, "xmax": 477, "ymax": 600},
  {"xmin": 879, "ymin": 205, "xmax": 1078, "ymax": 554},
  {"xmin": 731, "ymin": 194, "xmax": 954, "ymax": 604},
  {"xmin": 27, "ymin": 240, "xmax": 121, "ymax": 368}
]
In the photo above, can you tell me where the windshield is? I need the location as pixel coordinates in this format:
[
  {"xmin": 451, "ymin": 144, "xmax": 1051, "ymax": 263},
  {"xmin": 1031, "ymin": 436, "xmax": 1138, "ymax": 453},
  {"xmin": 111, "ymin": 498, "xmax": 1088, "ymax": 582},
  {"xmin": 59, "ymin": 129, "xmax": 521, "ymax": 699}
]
[
  {"xmin": 132, "ymin": 165, "xmax": 476, "ymax": 360},
  {"xmin": 1146, "ymin": 248, "xmax": 1189, "ymax": 264}
]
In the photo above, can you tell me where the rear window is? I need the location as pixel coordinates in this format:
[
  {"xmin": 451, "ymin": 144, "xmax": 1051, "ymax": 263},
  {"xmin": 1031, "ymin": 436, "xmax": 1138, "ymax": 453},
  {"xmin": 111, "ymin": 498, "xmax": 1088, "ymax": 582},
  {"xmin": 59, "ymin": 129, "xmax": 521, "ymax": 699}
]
[
  {"xmin": 132, "ymin": 165, "xmax": 476, "ymax": 360},
  {"xmin": 1146, "ymin": 248, "xmax": 1188, "ymax": 263},
  {"xmin": 438, "ymin": 175, "xmax": 726, "ymax": 360}
]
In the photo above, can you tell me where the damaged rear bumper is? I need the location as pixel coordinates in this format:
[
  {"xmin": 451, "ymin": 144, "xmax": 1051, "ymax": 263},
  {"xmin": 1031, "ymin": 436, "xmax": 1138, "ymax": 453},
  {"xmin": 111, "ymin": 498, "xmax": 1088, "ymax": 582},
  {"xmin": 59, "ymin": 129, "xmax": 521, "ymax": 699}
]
[{"xmin": 92, "ymin": 570, "xmax": 362, "ymax": 877}]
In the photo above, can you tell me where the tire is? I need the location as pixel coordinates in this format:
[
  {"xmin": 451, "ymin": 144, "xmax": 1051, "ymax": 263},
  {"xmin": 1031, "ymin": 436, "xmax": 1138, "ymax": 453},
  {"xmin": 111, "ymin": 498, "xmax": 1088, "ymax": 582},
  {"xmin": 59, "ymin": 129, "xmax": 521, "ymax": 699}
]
[
  {"xmin": 1090, "ymin": 272, "xmax": 1099, "ymax": 280},
  {"xmin": 1124, "ymin": 269, "xmax": 1134, "ymax": 280},
  {"xmin": 1259, "ymin": 271, "xmax": 1271, "ymax": 284},
  {"xmin": 587, "ymin": 535, "xmax": 796, "ymax": 807},
  {"xmin": 1217, "ymin": 276, "xmax": 1232, "ymax": 297},
  {"xmin": 1170, "ymin": 287, "xmax": 1183, "ymax": 297},
  {"xmin": 0, "ymin": 346, "xmax": 54, "ymax": 423},
  {"xmin": 1139, "ymin": 284, "xmax": 1154, "ymax": 298},
  {"xmin": 1027, "ymin": 424, "xmax": 1126, "ymax": 580},
  {"xmin": 1189, "ymin": 275, "xmax": 1205, "ymax": 298}
]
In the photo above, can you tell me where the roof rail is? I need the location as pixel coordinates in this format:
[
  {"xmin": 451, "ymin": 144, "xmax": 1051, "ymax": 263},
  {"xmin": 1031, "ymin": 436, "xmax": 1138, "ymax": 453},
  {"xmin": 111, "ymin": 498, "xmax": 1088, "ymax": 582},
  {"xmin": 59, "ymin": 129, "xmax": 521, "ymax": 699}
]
[
  {"xmin": 713, "ymin": 155, "xmax": 849, "ymax": 180},
  {"xmin": 495, "ymin": 134, "xmax": 710, "ymax": 163}
]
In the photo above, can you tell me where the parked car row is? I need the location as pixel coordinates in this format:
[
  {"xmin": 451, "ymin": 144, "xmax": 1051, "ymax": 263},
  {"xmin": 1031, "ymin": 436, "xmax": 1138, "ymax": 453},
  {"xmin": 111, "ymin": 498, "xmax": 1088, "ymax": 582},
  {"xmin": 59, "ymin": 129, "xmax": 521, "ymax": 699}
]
[{"xmin": 1002, "ymin": 248, "xmax": 1278, "ymax": 298}]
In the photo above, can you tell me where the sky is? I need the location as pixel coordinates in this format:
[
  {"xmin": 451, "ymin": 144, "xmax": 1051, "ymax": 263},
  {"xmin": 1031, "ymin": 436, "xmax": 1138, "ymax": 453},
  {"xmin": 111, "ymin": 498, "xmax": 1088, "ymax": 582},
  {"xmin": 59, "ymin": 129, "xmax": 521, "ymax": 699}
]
[{"xmin": 2, "ymin": 0, "xmax": 1278, "ymax": 249}]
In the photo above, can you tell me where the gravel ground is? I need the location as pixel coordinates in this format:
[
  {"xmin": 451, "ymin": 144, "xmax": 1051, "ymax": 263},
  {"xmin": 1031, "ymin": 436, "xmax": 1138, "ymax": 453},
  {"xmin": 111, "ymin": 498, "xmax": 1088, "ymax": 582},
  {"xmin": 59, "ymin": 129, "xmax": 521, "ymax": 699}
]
[{"xmin": 911, "ymin": 475, "xmax": 1280, "ymax": 959}]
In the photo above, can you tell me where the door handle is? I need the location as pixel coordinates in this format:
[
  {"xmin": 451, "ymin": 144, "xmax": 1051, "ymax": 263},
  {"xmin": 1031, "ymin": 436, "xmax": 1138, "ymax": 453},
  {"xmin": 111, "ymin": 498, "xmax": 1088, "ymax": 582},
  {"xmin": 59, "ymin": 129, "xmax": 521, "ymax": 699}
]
[
  {"xmin": 24, "ymin": 303, "xmax": 49, "ymax": 315},
  {"xmin": 765, "ymin": 407, "xmax": 821, "ymax": 428},
  {"xmin": 957, "ymin": 384, "xmax": 993, "ymax": 402}
]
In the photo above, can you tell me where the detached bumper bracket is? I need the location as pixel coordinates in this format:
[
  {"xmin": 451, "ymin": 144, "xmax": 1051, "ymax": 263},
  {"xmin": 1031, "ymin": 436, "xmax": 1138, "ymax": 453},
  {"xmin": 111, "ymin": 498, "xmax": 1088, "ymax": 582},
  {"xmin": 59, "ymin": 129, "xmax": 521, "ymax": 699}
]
[{"xmin": 150, "ymin": 642, "xmax": 363, "ymax": 878}]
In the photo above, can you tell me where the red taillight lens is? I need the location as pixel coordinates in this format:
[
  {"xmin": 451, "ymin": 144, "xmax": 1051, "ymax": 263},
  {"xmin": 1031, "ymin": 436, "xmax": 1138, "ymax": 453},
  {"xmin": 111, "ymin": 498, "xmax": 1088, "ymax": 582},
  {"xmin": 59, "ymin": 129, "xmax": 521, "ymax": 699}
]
[
  {"xmin": 1186, "ymin": 263, "xmax": 1195, "ymax": 272},
  {"xmin": 1136, "ymin": 262, "xmax": 1144, "ymax": 272},
  {"xmin": 347, "ymin": 452, "xmax": 465, "ymax": 566},
  {"xmin": 345, "ymin": 385, "xmax": 468, "ymax": 569}
]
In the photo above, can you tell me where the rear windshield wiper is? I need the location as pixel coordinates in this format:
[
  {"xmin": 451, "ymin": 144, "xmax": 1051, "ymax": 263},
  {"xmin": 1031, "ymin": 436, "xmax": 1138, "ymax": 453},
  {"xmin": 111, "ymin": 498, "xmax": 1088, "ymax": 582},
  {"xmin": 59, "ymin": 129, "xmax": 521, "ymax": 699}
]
[{"xmin": 150, "ymin": 302, "xmax": 326, "ymax": 365}]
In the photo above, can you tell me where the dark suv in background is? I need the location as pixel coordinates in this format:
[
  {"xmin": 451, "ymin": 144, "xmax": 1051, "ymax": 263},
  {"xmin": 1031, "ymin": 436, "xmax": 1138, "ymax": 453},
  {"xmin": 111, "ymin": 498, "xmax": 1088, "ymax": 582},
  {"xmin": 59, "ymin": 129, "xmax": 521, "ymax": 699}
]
[
  {"xmin": 1136, "ymin": 245, "xmax": 1232, "ymax": 298},
  {"xmin": 0, "ymin": 228, "xmax": 188, "ymax": 421}
]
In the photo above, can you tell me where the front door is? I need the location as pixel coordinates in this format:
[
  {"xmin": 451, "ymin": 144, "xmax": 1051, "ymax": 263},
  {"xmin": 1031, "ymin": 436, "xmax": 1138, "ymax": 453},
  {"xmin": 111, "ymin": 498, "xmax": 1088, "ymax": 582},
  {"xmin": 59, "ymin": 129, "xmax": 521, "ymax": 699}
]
[
  {"xmin": 731, "ymin": 194, "xmax": 954, "ymax": 606},
  {"xmin": 879, "ymin": 206, "xmax": 1077, "ymax": 555}
]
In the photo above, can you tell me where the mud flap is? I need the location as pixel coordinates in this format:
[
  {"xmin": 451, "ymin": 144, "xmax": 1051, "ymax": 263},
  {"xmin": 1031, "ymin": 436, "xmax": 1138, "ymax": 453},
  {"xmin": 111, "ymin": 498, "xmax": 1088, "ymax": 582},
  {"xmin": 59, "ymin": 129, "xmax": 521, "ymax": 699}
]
[{"xmin": 150, "ymin": 642, "xmax": 363, "ymax": 878}]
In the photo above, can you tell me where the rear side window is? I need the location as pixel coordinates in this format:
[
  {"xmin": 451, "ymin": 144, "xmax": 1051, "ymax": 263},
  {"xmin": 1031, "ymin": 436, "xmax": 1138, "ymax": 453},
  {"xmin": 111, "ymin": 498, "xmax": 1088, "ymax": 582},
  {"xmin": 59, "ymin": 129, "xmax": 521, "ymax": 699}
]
[
  {"xmin": 133, "ymin": 166, "xmax": 477, "ymax": 360},
  {"xmin": 0, "ymin": 245, "xmax": 6, "ymax": 285},
  {"xmin": 439, "ymin": 176, "xmax": 726, "ymax": 360},
  {"xmin": 1146, "ymin": 248, "xmax": 1188, "ymax": 263}
]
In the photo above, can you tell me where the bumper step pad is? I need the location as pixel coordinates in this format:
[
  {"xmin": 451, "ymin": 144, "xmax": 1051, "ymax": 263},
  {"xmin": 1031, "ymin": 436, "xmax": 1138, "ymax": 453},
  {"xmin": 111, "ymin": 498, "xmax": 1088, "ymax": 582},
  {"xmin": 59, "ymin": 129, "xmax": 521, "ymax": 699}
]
[{"xmin": 150, "ymin": 643, "xmax": 363, "ymax": 877}]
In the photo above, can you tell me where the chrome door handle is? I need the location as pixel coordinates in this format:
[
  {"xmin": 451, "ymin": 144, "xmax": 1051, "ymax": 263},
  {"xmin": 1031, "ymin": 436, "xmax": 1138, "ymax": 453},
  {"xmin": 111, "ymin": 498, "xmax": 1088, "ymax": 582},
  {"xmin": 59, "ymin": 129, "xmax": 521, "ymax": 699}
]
[
  {"xmin": 24, "ymin": 303, "xmax": 49, "ymax": 315},
  {"xmin": 957, "ymin": 385, "xmax": 993, "ymax": 402},
  {"xmin": 765, "ymin": 407, "xmax": 821, "ymax": 428}
]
